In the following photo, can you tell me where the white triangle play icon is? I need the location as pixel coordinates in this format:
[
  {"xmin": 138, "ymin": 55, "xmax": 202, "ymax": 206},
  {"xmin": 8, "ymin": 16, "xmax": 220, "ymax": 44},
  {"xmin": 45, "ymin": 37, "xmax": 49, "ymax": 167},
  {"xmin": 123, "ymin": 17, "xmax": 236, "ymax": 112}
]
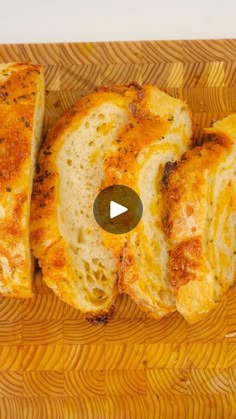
[{"xmin": 110, "ymin": 200, "xmax": 128, "ymax": 219}]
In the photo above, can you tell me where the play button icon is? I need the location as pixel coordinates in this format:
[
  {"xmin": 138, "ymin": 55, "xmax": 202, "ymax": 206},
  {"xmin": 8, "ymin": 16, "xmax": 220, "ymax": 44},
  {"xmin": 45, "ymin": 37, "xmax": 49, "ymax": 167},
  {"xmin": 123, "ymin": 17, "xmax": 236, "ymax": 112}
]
[
  {"xmin": 110, "ymin": 201, "xmax": 128, "ymax": 219},
  {"xmin": 93, "ymin": 185, "xmax": 143, "ymax": 234}
]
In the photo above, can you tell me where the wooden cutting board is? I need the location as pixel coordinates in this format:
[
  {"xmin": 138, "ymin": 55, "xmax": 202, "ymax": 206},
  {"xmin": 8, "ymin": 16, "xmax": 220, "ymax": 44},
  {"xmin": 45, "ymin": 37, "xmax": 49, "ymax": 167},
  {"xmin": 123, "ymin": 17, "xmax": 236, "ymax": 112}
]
[{"xmin": 0, "ymin": 39, "xmax": 235, "ymax": 418}]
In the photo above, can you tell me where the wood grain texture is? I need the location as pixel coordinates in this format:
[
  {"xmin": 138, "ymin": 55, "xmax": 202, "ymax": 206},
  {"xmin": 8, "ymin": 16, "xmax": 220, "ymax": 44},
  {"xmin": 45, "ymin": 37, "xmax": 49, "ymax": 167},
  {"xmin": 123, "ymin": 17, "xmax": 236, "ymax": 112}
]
[{"xmin": 0, "ymin": 38, "xmax": 235, "ymax": 418}]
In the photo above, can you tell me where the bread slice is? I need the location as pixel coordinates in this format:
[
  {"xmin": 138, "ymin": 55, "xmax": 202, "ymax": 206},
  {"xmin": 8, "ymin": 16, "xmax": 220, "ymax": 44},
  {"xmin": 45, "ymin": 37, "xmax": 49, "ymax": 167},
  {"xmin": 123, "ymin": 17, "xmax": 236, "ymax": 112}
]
[
  {"xmin": 30, "ymin": 85, "xmax": 139, "ymax": 320},
  {"xmin": 0, "ymin": 63, "xmax": 45, "ymax": 297},
  {"xmin": 165, "ymin": 114, "xmax": 236, "ymax": 323},
  {"xmin": 107, "ymin": 86, "xmax": 192, "ymax": 318}
]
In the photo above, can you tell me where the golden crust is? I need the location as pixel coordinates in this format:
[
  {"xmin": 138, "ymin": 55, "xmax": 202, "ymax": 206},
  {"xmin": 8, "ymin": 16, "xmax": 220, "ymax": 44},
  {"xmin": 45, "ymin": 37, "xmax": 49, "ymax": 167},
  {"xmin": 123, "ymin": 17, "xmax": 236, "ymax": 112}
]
[
  {"xmin": 165, "ymin": 115, "xmax": 236, "ymax": 322},
  {"xmin": 0, "ymin": 63, "xmax": 44, "ymax": 297}
]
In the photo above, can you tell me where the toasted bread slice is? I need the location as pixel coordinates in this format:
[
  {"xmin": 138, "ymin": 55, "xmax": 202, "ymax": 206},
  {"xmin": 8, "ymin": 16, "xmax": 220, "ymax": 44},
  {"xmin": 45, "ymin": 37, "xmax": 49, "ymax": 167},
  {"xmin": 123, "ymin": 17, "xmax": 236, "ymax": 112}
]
[
  {"xmin": 104, "ymin": 86, "xmax": 192, "ymax": 318},
  {"xmin": 0, "ymin": 63, "xmax": 45, "ymax": 297},
  {"xmin": 165, "ymin": 115, "xmax": 236, "ymax": 323},
  {"xmin": 30, "ymin": 85, "xmax": 140, "ymax": 320}
]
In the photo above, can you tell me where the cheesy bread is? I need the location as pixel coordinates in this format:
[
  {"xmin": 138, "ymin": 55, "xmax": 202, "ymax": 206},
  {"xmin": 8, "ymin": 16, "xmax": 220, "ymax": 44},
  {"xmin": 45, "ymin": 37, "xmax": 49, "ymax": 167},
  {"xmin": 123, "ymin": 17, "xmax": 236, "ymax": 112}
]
[
  {"xmin": 30, "ymin": 84, "xmax": 192, "ymax": 321},
  {"xmin": 165, "ymin": 115, "xmax": 236, "ymax": 323},
  {"xmin": 0, "ymin": 63, "xmax": 45, "ymax": 297},
  {"xmin": 112, "ymin": 86, "xmax": 192, "ymax": 318}
]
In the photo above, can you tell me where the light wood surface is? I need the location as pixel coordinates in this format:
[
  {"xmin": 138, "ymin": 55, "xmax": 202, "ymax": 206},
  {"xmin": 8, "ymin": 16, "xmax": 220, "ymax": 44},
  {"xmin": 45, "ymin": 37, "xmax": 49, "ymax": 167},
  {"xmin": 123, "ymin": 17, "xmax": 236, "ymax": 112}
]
[{"xmin": 0, "ymin": 39, "xmax": 236, "ymax": 418}]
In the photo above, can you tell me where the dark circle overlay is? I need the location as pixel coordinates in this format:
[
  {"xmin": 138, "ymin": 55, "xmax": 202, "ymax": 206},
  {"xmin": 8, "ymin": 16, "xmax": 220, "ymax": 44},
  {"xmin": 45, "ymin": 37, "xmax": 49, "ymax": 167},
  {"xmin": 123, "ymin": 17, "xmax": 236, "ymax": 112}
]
[{"xmin": 93, "ymin": 185, "xmax": 143, "ymax": 235}]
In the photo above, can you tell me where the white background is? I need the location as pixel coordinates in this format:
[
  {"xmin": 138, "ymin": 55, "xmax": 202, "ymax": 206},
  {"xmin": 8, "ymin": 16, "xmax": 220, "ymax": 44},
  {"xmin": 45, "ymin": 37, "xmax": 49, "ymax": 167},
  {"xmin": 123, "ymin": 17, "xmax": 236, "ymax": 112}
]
[{"xmin": 0, "ymin": 0, "xmax": 235, "ymax": 44}]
